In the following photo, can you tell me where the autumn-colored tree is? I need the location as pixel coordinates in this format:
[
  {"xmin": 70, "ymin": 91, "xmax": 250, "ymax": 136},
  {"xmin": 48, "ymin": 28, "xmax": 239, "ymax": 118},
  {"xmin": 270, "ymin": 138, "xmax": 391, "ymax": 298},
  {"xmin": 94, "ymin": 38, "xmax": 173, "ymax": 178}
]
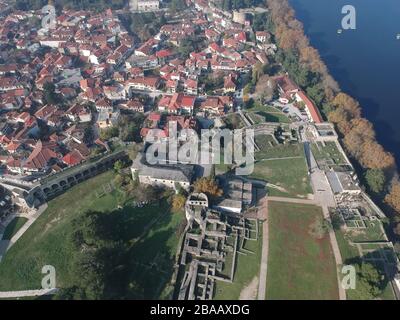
[
  {"xmin": 344, "ymin": 118, "xmax": 375, "ymax": 159},
  {"xmin": 300, "ymin": 46, "xmax": 324, "ymax": 74},
  {"xmin": 252, "ymin": 62, "xmax": 264, "ymax": 83},
  {"xmin": 385, "ymin": 181, "xmax": 400, "ymax": 214},
  {"xmin": 254, "ymin": 75, "xmax": 275, "ymax": 102},
  {"xmin": 277, "ymin": 28, "xmax": 304, "ymax": 50},
  {"xmin": 193, "ymin": 177, "xmax": 223, "ymax": 198},
  {"xmin": 327, "ymin": 107, "xmax": 353, "ymax": 135},
  {"xmin": 172, "ymin": 194, "xmax": 186, "ymax": 211},
  {"xmin": 360, "ymin": 141, "xmax": 395, "ymax": 170},
  {"xmin": 332, "ymin": 93, "xmax": 361, "ymax": 118}
]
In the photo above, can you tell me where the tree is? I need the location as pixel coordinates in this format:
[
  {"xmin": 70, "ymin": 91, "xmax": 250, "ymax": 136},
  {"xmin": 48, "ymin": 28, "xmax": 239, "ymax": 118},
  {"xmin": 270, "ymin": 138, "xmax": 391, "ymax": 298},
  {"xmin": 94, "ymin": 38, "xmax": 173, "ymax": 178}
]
[
  {"xmin": 385, "ymin": 181, "xmax": 400, "ymax": 214},
  {"xmin": 130, "ymin": 184, "xmax": 162, "ymax": 203},
  {"xmin": 306, "ymin": 83, "xmax": 325, "ymax": 106},
  {"xmin": 113, "ymin": 160, "xmax": 124, "ymax": 174},
  {"xmin": 393, "ymin": 223, "xmax": 400, "ymax": 238},
  {"xmin": 332, "ymin": 93, "xmax": 361, "ymax": 118},
  {"xmin": 243, "ymin": 82, "xmax": 255, "ymax": 95},
  {"xmin": 349, "ymin": 263, "xmax": 383, "ymax": 300},
  {"xmin": 172, "ymin": 194, "xmax": 186, "ymax": 211},
  {"xmin": 331, "ymin": 212, "xmax": 345, "ymax": 231},
  {"xmin": 344, "ymin": 118, "xmax": 375, "ymax": 159},
  {"xmin": 360, "ymin": 141, "xmax": 395, "ymax": 170},
  {"xmin": 193, "ymin": 177, "xmax": 223, "ymax": 199},
  {"xmin": 364, "ymin": 169, "xmax": 386, "ymax": 195},
  {"xmin": 254, "ymin": 75, "xmax": 275, "ymax": 103},
  {"xmin": 169, "ymin": 0, "xmax": 186, "ymax": 12},
  {"xmin": 83, "ymin": 126, "xmax": 94, "ymax": 145},
  {"xmin": 252, "ymin": 62, "xmax": 264, "ymax": 83},
  {"xmin": 327, "ymin": 107, "xmax": 353, "ymax": 135},
  {"xmin": 118, "ymin": 112, "xmax": 145, "ymax": 142},
  {"xmin": 43, "ymin": 82, "xmax": 60, "ymax": 105},
  {"xmin": 100, "ymin": 126, "xmax": 119, "ymax": 140}
]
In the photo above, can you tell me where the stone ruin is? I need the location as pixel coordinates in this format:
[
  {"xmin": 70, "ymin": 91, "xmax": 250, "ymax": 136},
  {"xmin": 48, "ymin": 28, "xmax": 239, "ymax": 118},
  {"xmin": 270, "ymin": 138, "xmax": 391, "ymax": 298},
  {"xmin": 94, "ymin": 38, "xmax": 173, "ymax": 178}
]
[{"xmin": 177, "ymin": 193, "xmax": 259, "ymax": 300}]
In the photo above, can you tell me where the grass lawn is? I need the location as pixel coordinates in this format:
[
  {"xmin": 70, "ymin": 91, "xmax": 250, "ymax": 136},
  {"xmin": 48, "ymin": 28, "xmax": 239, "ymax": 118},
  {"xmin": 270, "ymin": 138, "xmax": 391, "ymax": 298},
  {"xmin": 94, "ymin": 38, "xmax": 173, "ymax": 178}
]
[
  {"xmin": 345, "ymin": 220, "xmax": 387, "ymax": 242},
  {"xmin": 254, "ymin": 134, "xmax": 278, "ymax": 150},
  {"xmin": 250, "ymin": 157, "xmax": 312, "ymax": 198},
  {"xmin": 213, "ymin": 223, "xmax": 263, "ymax": 299},
  {"xmin": 247, "ymin": 104, "xmax": 285, "ymax": 114},
  {"xmin": 266, "ymin": 201, "xmax": 339, "ymax": 300},
  {"xmin": 311, "ymin": 141, "xmax": 346, "ymax": 165},
  {"xmin": 0, "ymin": 170, "xmax": 184, "ymax": 298},
  {"xmin": 1, "ymin": 217, "xmax": 28, "ymax": 240},
  {"xmin": 246, "ymin": 104, "xmax": 291, "ymax": 124},
  {"xmin": 224, "ymin": 113, "xmax": 245, "ymax": 129},
  {"xmin": 255, "ymin": 143, "xmax": 304, "ymax": 160},
  {"xmin": 127, "ymin": 210, "xmax": 185, "ymax": 299},
  {"xmin": 248, "ymin": 110, "xmax": 291, "ymax": 124}
]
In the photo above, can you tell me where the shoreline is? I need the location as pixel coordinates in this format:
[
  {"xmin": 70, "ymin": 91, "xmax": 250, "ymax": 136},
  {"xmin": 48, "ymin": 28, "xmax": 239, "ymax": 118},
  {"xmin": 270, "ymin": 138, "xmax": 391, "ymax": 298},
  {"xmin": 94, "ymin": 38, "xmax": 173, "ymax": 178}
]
[
  {"xmin": 289, "ymin": 0, "xmax": 400, "ymax": 169},
  {"xmin": 265, "ymin": 0, "xmax": 400, "ymax": 221}
]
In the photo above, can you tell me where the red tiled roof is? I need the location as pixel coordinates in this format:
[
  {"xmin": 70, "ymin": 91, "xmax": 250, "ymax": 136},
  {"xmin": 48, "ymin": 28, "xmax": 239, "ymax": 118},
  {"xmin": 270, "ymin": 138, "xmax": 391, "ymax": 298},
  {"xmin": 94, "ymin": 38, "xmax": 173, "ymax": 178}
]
[
  {"xmin": 148, "ymin": 112, "xmax": 161, "ymax": 122},
  {"xmin": 24, "ymin": 140, "xmax": 57, "ymax": 170},
  {"xmin": 297, "ymin": 91, "xmax": 323, "ymax": 123},
  {"xmin": 156, "ymin": 49, "xmax": 173, "ymax": 58},
  {"xmin": 62, "ymin": 150, "xmax": 84, "ymax": 166}
]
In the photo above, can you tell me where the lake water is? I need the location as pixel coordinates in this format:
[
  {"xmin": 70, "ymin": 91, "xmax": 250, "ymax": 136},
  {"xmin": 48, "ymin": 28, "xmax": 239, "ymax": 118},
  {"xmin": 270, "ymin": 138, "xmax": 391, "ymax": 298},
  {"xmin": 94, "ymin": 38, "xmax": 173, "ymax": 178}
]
[{"xmin": 290, "ymin": 0, "xmax": 400, "ymax": 165}]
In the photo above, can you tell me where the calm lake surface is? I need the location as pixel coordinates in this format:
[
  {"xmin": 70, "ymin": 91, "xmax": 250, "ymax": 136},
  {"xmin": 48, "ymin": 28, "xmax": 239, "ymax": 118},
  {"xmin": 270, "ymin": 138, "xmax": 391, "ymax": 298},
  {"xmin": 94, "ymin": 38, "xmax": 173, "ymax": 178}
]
[{"xmin": 290, "ymin": 0, "xmax": 400, "ymax": 165}]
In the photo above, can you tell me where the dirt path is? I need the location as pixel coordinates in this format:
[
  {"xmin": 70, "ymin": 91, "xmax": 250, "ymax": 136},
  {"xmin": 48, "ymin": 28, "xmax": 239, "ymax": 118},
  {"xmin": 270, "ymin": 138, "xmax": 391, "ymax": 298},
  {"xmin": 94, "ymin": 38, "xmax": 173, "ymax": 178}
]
[
  {"xmin": 321, "ymin": 205, "xmax": 346, "ymax": 300},
  {"xmin": 257, "ymin": 196, "xmax": 269, "ymax": 300},
  {"xmin": 240, "ymin": 276, "xmax": 259, "ymax": 300},
  {"xmin": 267, "ymin": 196, "xmax": 316, "ymax": 205}
]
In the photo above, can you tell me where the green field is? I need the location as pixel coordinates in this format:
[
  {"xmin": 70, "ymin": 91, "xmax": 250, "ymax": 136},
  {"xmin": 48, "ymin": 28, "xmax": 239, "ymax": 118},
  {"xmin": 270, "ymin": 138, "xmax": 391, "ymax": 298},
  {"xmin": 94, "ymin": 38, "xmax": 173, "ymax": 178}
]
[
  {"xmin": 1, "ymin": 217, "xmax": 28, "ymax": 240},
  {"xmin": 250, "ymin": 156, "xmax": 312, "ymax": 198},
  {"xmin": 250, "ymin": 142, "xmax": 311, "ymax": 198},
  {"xmin": 213, "ymin": 224, "xmax": 263, "ymax": 299},
  {"xmin": 255, "ymin": 142, "xmax": 304, "ymax": 160},
  {"xmin": 224, "ymin": 113, "xmax": 245, "ymax": 129},
  {"xmin": 254, "ymin": 134, "xmax": 278, "ymax": 150},
  {"xmin": 246, "ymin": 104, "xmax": 291, "ymax": 124},
  {"xmin": 311, "ymin": 141, "xmax": 346, "ymax": 166},
  {"xmin": 0, "ymin": 171, "xmax": 184, "ymax": 298},
  {"xmin": 266, "ymin": 201, "xmax": 339, "ymax": 300}
]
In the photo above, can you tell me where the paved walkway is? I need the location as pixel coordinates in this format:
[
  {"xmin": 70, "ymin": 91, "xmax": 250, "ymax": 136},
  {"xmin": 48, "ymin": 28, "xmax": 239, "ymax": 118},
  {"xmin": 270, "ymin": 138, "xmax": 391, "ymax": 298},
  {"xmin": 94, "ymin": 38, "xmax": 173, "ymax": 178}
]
[
  {"xmin": 257, "ymin": 196, "xmax": 269, "ymax": 300},
  {"xmin": 257, "ymin": 156, "xmax": 303, "ymax": 161},
  {"xmin": 268, "ymin": 196, "xmax": 316, "ymax": 205},
  {"xmin": 0, "ymin": 203, "xmax": 48, "ymax": 262},
  {"xmin": 0, "ymin": 288, "xmax": 58, "ymax": 299},
  {"xmin": 321, "ymin": 205, "xmax": 346, "ymax": 300}
]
